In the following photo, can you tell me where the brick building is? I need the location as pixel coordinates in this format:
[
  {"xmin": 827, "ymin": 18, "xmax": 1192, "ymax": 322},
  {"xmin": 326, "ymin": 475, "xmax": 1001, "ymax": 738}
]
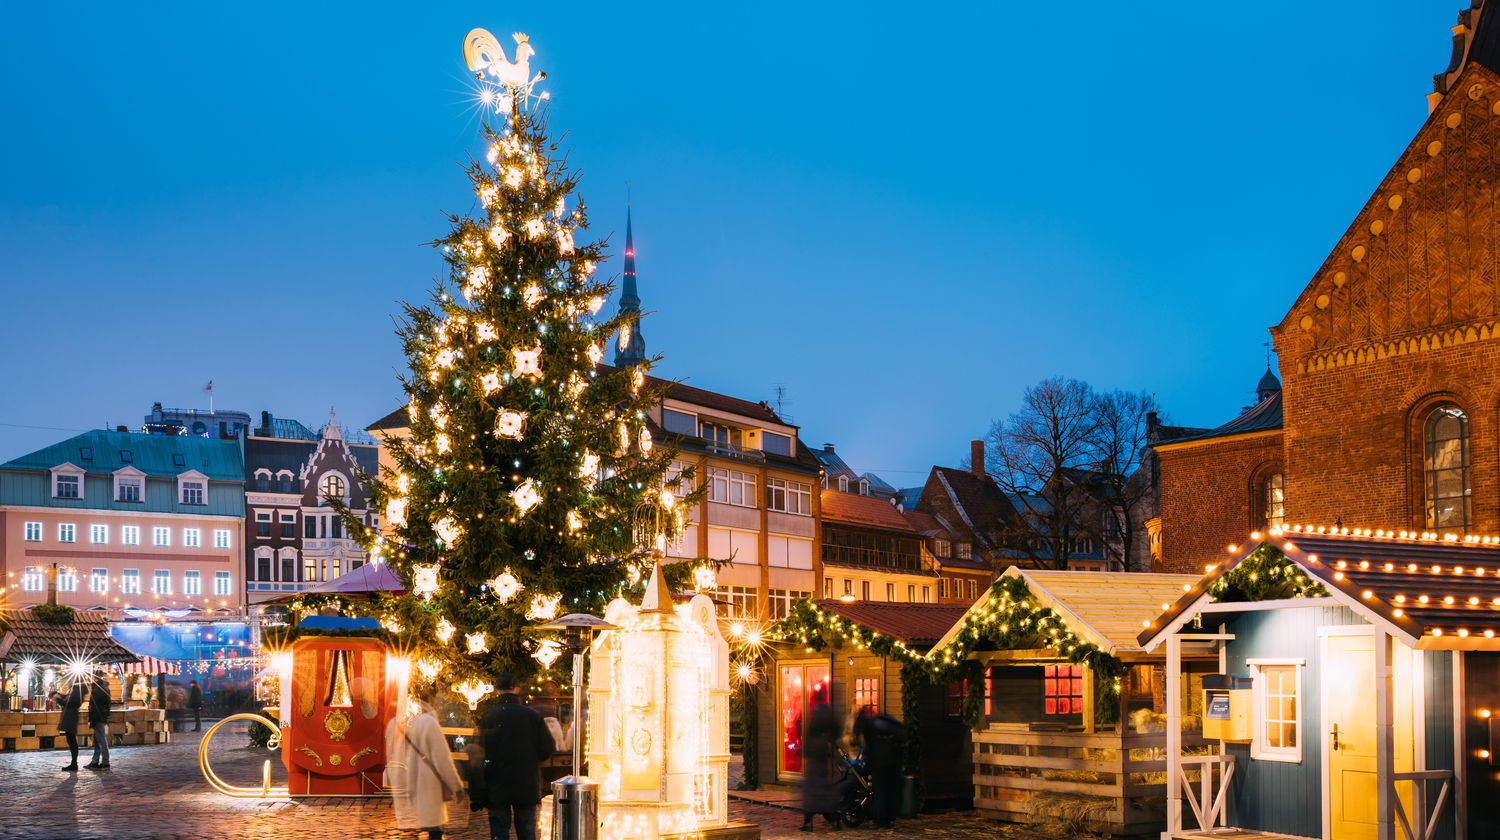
[{"xmin": 1154, "ymin": 13, "xmax": 1500, "ymax": 571}]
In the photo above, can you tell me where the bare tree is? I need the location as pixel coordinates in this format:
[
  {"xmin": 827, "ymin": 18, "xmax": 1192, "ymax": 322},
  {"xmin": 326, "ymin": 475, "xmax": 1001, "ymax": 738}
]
[{"xmin": 985, "ymin": 378, "xmax": 1159, "ymax": 571}]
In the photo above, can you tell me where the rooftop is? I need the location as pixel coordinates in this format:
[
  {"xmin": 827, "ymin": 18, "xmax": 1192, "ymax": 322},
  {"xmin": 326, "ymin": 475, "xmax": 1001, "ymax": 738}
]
[
  {"xmin": 0, "ymin": 609, "xmax": 141, "ymax": 665},
  {"xmin": 820, "ymin": 489, "xmax": 914, "ymax": 532},
  {"xmin": 815, "ymin": 600, "xmax": 971, "ymax": 646},
  {"xmin": 1, "ymin": 429, "xmax": 244, "ymax": 482}
]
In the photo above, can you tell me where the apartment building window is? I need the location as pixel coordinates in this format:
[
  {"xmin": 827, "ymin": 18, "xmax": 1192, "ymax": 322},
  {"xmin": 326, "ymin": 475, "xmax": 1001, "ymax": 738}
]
[
  {"xmin": 305, "ymin": 557, "xmax": 318, "ymax": 582},
  {"xmin": 58, "ymin": 568, "xmax": 77, "ymax": 592},
  {"xmin": 967, "ymin": 580, "xmax": 977, "ymax": 600},
  {"xmin": 214, "ymin": 529, "xmax": 231, "ymax": 549},
  {"xmin": 122, "ymin": 525, "xmax": 140, "ymax": 546},
  {"xmin": 305, "ymin": 517, "xmax": 318, "ymax": 538},
  {"xmin": 184, "ymin": 570, "xmax": 202, "ymax": 595},
  {"xmin": 701, "ymin": 422, "xmax": 742, "ymax": 451},
  {"xmin": 766, "ymin": 478, "xmax": 811, "ymax": 515},
  {"xmin": 181, "ymin": 480, "xmax": 205, "ymax": 506},
  {"xmin": 24, "ymin": 522, "xmax": 41, "ymax": 542},
  {"xmin": 854, "ymin": 677, "xmax": 879, "ymax": 715},
  {"xmin": 861, "ymin": 581, "xmax": 871, "ymax": 600},
  {"xmin": 667, "ymin": 461, "xmax": 693, "ymax": 497},
  {"xmin": 933, "ymin": 539, "xmax": 950, "ymax": 558},
  {"xmin": 281, "ymin": 556, "xmax": 296, "ymax": 582},
  {"xmin": 761, "ymin": 432, "xmax": 792, "ymax": 457},
  {"xmin": 823, "ymin": 577, "xmax": 833, "ymax": 598},
  {"xmin": 256, "ymin": 512, "xmax": 271, "ymax": 538},
  {"xmin": 843, "ymin": 579, "xmax": 853, "ymax": 596},
  {"xmin": 320, "ymin": 474, "xmax": 346, "ymax": 500},
  {"xmin": 706, "ymin": 467, "xmax": 757, "ymax": 507},
  {"xmin": 331, "ymin": 517, "xmax": 343, "ymax": 539},
  {"xmin": 184, "ymin": 528, "xmax": 201, "ymax": 548},
  {"xmin": 714, "ymin": 585, "xmax": 758, "ymax": 619},
  {"xmin": 767, "ymin": 589, "xmax": 811, "ymax": 619},
  {"xmin": 661, "ymin": 408, "xmax": 698, "ymax": 436},
  {"xmin": 90, "ymin": 524, "xmax": 108, "ymax": 544},
  {"xmin": 153, "ymin": 527, "xmax": 169, "ymax": 547},
  {"xmin": 907, "ymin": 584, "xmax": 916, "ymax": 602},
  {"xmin": 152, "ymin": 570, "xmax": 171, "ymax": 595},
  {"xmin": 55, "ymin": 473, "xmax": 81, "ymax": 499},
  {"xmin": 886, "ymin": 582, "xmax": 896, "ymax": 601},
  {"xmin": 938, "ymin": 579, "xmax": 947, "ymax": 599},
  {"xmin": 59, "ymin": 523, "xmax": 76, "ymax": 543},
  {"xmin": 117, "ymin": 477, "xmax": 142, "ymax": 502},
  {"xmin": 278, "ymin": 474, "xmax": 294, "ymax": 493},
  {"xmin": 280, "ymin": 514, "xmax": 295, "ymax": 538},
  {"xmin": 213, "ymin": 571, "xmax": 231, "ymax": 596},
  {"xmin": 956, "ymin": 543, "xmax": 972, "ymax": 560},
  {"xmin": 90, "ymin": 568, "xmax": 109, "ymax": 593},
  {"xmin": 922, "ymin": 585, "xmax": 930, "ymax": 602},
  {"xmin": 121, "ymin": 569, "xmax": 141, "ymax": 594},
  {"xmin": 22, "ymin": 567, "xmax": 44, "ymax": 592}
]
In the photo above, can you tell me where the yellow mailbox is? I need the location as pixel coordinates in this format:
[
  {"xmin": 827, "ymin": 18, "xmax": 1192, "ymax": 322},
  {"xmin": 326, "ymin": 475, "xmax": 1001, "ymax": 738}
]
[{"xmin": 1202, "ymin": 675, "xmax": 1252, "ymax": 742}]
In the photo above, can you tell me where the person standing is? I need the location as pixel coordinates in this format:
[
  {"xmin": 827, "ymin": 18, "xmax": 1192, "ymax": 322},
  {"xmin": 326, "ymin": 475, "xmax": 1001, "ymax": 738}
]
[
  {"xmin": 52, "ymin": 677, "xmax": 84, "ymax": 772},
  {"xmin": 386, "ymin": 683, "xmax": 466, "ymax": 840},
  {"xmin": 85, "ymin": 670, "xmax": 111, "ymax": 770},
  {"xmin": 799, "ymin": 700, "xmax": 843, "ymax": 831},
  {"xmin": 188, "ymin": 680, "xmax": 203, "ymax": 731},
  {"xmin": 473, "ymin": 672, "xmax": 555, "ymax": 840},
  {"xmin": 853, "ymin": 707, "xmax": 906, "ymax": 829}
]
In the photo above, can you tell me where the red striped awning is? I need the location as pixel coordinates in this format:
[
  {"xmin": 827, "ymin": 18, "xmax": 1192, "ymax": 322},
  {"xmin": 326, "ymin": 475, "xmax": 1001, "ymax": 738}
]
[{"xmin": 120, "ymin": 656, "xmax": 181, "ymax": 675}]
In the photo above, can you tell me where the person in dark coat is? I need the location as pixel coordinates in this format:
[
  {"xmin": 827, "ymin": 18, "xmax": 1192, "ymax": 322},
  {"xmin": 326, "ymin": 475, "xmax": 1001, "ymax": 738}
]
[
  {"xmin": 799, "ymin": 701, "xmax": 843, "ymax": 831},
  {"xmin": 86, "ymin": 670, "xmax": 111, "ymax": 769},
  {"xmin": 188, "ymin": 680, "xmax": 204, "ymax": 731},
  {"xmin": 471, "ymin": 672, "xmax": 555, "ymax": 840},
  {"xmin": 853, "ymin": 708, "xmax": 906, "ymax": 828},
  {"xmin": 52, "ymin": 677, "xmax": 85, "ymax": 772}
]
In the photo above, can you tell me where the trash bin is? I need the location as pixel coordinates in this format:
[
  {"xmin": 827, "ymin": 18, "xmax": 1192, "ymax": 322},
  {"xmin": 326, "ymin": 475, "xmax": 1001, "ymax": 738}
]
[
  {"xmin": 551, "ymin": 776, "xmax": 599, "ymax": 840},
  {"xmin": 899, "ymin": 774, "xmax": 920, "ymax": 818}
]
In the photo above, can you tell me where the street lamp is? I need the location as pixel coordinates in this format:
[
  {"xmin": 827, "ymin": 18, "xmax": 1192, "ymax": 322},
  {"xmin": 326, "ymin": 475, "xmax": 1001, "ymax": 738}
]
[{"xmin": 538, "ymin": 612, "xmax": 616, "ymax": 840}]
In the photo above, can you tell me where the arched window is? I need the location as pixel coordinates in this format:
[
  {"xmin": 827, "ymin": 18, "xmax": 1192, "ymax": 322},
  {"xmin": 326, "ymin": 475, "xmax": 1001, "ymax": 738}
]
[
  {"xmin": 1263, "ymin": 473, "xmax": 1285, "ymax": 530},
  {"xmin": 1423, "ymin": 405, "xmax": 1471, "ymax": 530},
  {"xmin": 320, "ymin": 474, "xmax": 346, "ymax": 500}
]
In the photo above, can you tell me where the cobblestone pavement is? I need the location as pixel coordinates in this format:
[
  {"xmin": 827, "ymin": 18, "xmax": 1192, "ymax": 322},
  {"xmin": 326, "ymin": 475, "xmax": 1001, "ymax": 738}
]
[{"xmin": 0, "ymin": 722, "xmax": 1056, "ymax": 840}]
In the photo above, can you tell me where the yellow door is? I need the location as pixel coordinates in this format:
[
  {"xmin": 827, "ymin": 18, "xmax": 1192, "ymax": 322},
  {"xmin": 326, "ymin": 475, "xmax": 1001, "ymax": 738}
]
[{"xmin": 1325, "ymin": 634, "xmax": 1414, "ymax": 840}]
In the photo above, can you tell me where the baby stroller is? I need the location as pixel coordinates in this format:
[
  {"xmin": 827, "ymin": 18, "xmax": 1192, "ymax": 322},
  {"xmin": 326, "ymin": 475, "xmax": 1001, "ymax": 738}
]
[{"xmin": 832, "ymin": 745, "xmax": 873, "ymax": 827}]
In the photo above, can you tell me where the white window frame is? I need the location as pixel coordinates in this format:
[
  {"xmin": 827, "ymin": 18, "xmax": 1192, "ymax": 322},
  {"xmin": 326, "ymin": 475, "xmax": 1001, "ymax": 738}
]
[
  {"xmin": 213, "ymin": 571, "xmax": 231, "ymax": 596},
  {"xmin": 23, "ymin": 521, "xmax": 42, "ymax": 542},
  {"xmin": 121, "ymin": 569, "xmax": 141, "ymax": 595},
  {"xmin": 51, "ymin": 463, "xmax": 85, "ymax": 500},
  {"xmin": 766, "ymin": 478, "xmax": 812, "ymax": 515},
  {"xmin": 122, "ymin": 525, "xmax": 140, "ymax": 546},
  {"xmin": 153, "ymin": 526, "xmax": 170, "ymax": 547},
  {"xmin": 152, "ymin": 569, "xmax": 171, "ymax": 595},
  {"xmin": 58, "ymin": 523, "xmax": 76, "ymax": 543},
  {"xmin": 183, "ymin": 570, "xmax": 202, "ymax": 596},
  {"xmin": 183, "ymin": 528, "xmax": 201, "ymax": 548},
  {"xmin": 214, "ymin": 529, "xmax": 231, "ymax": 549},
  {"xmin": 1248, "ymin": 658, "xmax": 1304, "ymax": 763},
  {"xmin": 58, "ymin": 568, "xmax": 77, "ymax": 592},
  {"xmin": 22, "ymin": 566, "xmax": 44, "ymax": 592},
  {"xmin": 89, "ymin": 568, "xmax": 109, "ymax": 593},
  {"xmin": 706, "ymin": 467, "xmax": 757, "ymax": 508},
  {"xmin": 177, "ymin": 470, "xmax": 209, "ymax": 506},
  {"xmin": 90, "ymin": 524, "xmax": 108, "ymax": 545},
  {"xmin": 113, "ymin": 466, "xmax": 146, "ymax": 503}
]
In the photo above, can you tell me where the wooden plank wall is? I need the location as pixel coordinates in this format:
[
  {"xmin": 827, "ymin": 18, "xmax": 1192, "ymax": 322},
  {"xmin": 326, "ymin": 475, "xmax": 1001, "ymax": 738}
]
[{"xmin": 1421, "ymin": 650, "xmax": 1456, "ymax": 840}]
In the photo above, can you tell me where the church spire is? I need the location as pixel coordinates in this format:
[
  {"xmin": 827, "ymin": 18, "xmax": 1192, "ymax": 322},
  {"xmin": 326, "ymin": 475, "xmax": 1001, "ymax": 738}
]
[{"xmin": 614, "ymin": 203, "xmax": 647, "ymax": 366}]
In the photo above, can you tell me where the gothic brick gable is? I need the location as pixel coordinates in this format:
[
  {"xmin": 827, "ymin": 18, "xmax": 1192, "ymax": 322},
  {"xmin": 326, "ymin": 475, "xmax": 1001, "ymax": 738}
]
[{"xmin": 1273, "ymin": 64, "xmax": 1500, "ymax": 369}]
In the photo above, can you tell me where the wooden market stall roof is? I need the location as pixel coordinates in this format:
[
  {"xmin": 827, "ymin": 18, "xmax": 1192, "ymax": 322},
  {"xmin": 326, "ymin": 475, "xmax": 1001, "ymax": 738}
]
[
  {"xmin": 1139, "ymin": 526, "xmax": 1500, "ymax": 651},
  {"xmin": 816, "ymin": 600, "xmax": 971, "ymax": 645},
  {"xmin": 931, "ymin": 568, "xmax": 1201, "ymax": 659},
  {"xmin": 0, "ymin": 609, "xmax": 141, "ymax": 665}
]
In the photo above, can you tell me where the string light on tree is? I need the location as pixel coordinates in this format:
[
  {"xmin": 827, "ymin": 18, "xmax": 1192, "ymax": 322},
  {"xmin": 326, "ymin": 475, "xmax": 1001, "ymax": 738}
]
[{"xmin": 465, "ymin": 632, "xmax": 489, "ymax": 655}]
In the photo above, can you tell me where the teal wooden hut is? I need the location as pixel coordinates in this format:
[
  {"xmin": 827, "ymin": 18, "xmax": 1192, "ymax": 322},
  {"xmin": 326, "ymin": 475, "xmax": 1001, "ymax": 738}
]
[{"xmin": 1140, "ymin": 527, "xmax": 1500, "ymax": 840}]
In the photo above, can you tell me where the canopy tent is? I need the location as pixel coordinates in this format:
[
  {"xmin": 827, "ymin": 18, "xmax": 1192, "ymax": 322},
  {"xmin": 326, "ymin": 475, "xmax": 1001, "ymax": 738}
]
[
  {"xmin": 120, "ymin": 655, "xmax": 181, "ymax": 675},
  {"xmin": 265, "ymin": 561, "xmax": 406, "ymax": 603}
]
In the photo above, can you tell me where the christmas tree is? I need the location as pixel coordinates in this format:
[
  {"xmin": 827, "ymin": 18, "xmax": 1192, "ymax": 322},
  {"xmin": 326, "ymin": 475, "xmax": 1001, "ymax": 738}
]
[{"xmin": 355, "ymin": 38, "xmax": 697, "ymax": 693}]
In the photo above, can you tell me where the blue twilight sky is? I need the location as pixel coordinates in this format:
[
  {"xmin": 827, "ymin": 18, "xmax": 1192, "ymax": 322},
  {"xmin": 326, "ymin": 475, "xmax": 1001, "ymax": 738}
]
[{"xmin": 0, "ymin": 2, "xmax": 1459, "ymax": 484}]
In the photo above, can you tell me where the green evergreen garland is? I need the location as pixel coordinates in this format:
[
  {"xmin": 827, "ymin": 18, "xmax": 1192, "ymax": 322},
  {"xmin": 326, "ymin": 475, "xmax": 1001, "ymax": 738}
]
[{"xmin": 1210, "ymin": 544, "xmax": 1329, "ymax": 602}]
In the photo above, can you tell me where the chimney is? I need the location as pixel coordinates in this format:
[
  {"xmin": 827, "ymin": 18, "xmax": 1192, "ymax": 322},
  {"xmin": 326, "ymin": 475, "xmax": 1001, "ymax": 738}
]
[
  {"xmin": 823, "ymin": 443, "xmax": 835, "ymax": 454},
  {"xmin": 47, "ymin": 563, "xmax": 58, "ymax": 608},
  {"xmin": 970, "ymin": 440, "xmax": 985, "ymax": 477},
  {"xmin": 116, "ymin": 425, "xmax": 128, "ymax": 433}
]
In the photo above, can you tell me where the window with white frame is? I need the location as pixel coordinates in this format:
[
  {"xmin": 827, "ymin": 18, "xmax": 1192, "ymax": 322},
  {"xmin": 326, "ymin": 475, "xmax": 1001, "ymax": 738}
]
[
  {"xmin": 706, "ymin": 467, "xmax": 757, "ymax": 507},
  {"xmin": 59, "ymin": 523, "xmax": 76, "ymax": 543},
  {"xmin": 54, "ymin": 472, "xmax": 82, "ymax": 499},
  {"xmin": 122, "ymin": 525, "xmax": 140, "ymax": 546},
  {"xmin": 714, "ymin": 585, "xmax": 759, "ymax": 619},
  {"xmin": 184, "ymin": 570, "xmax": 202, "ymax": 595},
  {"xmin": 58, "ymin": 568, "xmax": 77, "ymax": 592},
  {"xmin": 213, "ymin": 571, "xmax": 231, "ymax": 596},
  {"xmin": 183, "ymin": 528, "xmax": 201, "ymax": 548},
  {"xmin": 89, "ymin": 568, "xmax": 109, "ymax": 593},
  {"xmin": 214, "ymin": 529, "xmax": 231, "ymax": 549},
  {"xmin": 661, "ymin": 408, "xmax": 698, "ymax": 436},
  {"xmin": 1249, "ymin": 659, "xmax": 1302, "ymax": 762},
  {"xmin": 22, "ymin": 566, "xmax": 44, "ymax": 592},
  {"xmin": 766, "ymin": 478, "xmax": 812, "ymax": 515},
  {"xmin": 153, "ymin": 527, "xmax": 169, "ymax": 547},
  {"xmin": 24, "ymin": 522, "xmax": 41, "ymax": 541},
  {"xmin": 956, "ymin": 542, "xmax": 972, "ymax": 560},
  {"xmin": 90, "ymin": 524, "xmax": 108, "ymax": 544},
  {"xmin": 121, "ymin": 569, "xmax": 141, "ymax": 594},
  {"xmin": 116, "ymin": 474, "xmax": 143, "ymax": 502},
  {"xmin": 181, "ymin": 480, "xmax": 205, "ymax": 505},
  {"xmin": 667, "ymin": 460, "xmax": 693, "ymax": 497},
  {"xmin": 152, "ymin": 569, "xmax": 171, "ymax": 595},
  {"xmin": 767, "ymin": 588, "xmax": 812, "ymax": 619}
]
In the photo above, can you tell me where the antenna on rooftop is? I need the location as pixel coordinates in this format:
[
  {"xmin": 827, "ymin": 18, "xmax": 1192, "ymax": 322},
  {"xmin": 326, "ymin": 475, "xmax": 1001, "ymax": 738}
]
[{"xmin": 773, "ymin": 385, "xmax": 792, "ymax": 423}]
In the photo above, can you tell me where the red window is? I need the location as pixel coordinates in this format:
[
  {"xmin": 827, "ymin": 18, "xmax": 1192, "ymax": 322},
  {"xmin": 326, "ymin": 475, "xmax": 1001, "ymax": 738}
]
[
  {"xmin": 1044, "ymin": 665, "xmax": 1084, "ymax": 714},
  {"xmin": 854, "ymin": 677, "xmax": 878, "ymax": 715},
  {"xmin": 944, "ymin": 674, "xmax": 992, "ymax": 717}
]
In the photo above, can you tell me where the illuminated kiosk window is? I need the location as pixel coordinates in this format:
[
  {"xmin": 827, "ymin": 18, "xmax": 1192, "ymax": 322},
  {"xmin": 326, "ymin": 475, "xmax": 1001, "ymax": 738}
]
[
  {"xmin": 777, "ymin": 663, "xmax": 830, "ymax": 776},
  {"xmin": 577, "ymin": 564, "xmax": 730, "ymax": 840}
]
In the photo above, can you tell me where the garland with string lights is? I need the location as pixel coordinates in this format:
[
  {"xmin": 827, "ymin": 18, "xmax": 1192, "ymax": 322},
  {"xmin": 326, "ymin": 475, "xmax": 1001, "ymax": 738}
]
[
  {"xmin": 1209, "ymin": 544, "xmax": 1329, "ymax": 603},
  {"xmin": 330, "ymin": 92, "xmax": 707, "ymax": 692}
]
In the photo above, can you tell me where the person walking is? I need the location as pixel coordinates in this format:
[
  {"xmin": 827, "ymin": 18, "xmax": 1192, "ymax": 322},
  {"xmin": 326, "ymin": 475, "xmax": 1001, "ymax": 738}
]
[
  {"xmin": 52, "ymin": 677, "xmax": 85, "ymax": 772},
  {"xmin": 187, "ymin": 680, "xmax": 203, "ymax": 731},
  {"xmin": 799, "ymin": 700, "xmax": 843, "ymax": 831},
  {"xmin": 853, "ymin": 707, "xmax": 906, "ymax": 829},
  {"xmin": 85, "ymin": 670, "xmax": 111, "ymax": 770},
  {"xmin": 386, "ymin": 683, "xmax": 466, "ymax": 840},
  {"xmin": 472, "ymin": 672, "xmax": 555, "ymax": 840}
]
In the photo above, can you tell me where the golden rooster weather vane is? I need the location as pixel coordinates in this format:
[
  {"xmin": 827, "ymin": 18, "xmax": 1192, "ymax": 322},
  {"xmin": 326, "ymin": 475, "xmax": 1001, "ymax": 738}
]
[{"xmin": 463, "ymin": 28, "xmax": 548, "ymax": 115}]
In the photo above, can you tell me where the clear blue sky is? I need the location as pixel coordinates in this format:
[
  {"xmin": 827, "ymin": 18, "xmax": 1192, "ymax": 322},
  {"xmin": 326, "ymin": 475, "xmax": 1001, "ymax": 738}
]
[{"xmin": 0, "ymin": 2, "xmax": 1457, "ymax": 485}]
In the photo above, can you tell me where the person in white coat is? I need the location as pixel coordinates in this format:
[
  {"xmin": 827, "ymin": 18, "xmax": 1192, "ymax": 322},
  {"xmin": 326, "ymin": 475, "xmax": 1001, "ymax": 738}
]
[{"xmin": 386, "ymin": 683, "xmax": 467, "ymax": 840}]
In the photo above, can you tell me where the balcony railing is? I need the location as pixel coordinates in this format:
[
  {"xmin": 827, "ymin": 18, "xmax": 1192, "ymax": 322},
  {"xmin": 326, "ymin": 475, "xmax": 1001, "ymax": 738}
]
[
  {"xmin": 704, "ymin": 440, "xmax": 765, "ymax": 461},
  {"xmin": 820, "ymin": 544, "xmax": 927, "ymax": 574}
]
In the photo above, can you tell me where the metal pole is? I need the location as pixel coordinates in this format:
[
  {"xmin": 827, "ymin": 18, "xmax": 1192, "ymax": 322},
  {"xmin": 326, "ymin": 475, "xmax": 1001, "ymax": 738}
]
[{"xmin": 571, "ymin": 649, "xmax": 583, "ymax": 779}]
